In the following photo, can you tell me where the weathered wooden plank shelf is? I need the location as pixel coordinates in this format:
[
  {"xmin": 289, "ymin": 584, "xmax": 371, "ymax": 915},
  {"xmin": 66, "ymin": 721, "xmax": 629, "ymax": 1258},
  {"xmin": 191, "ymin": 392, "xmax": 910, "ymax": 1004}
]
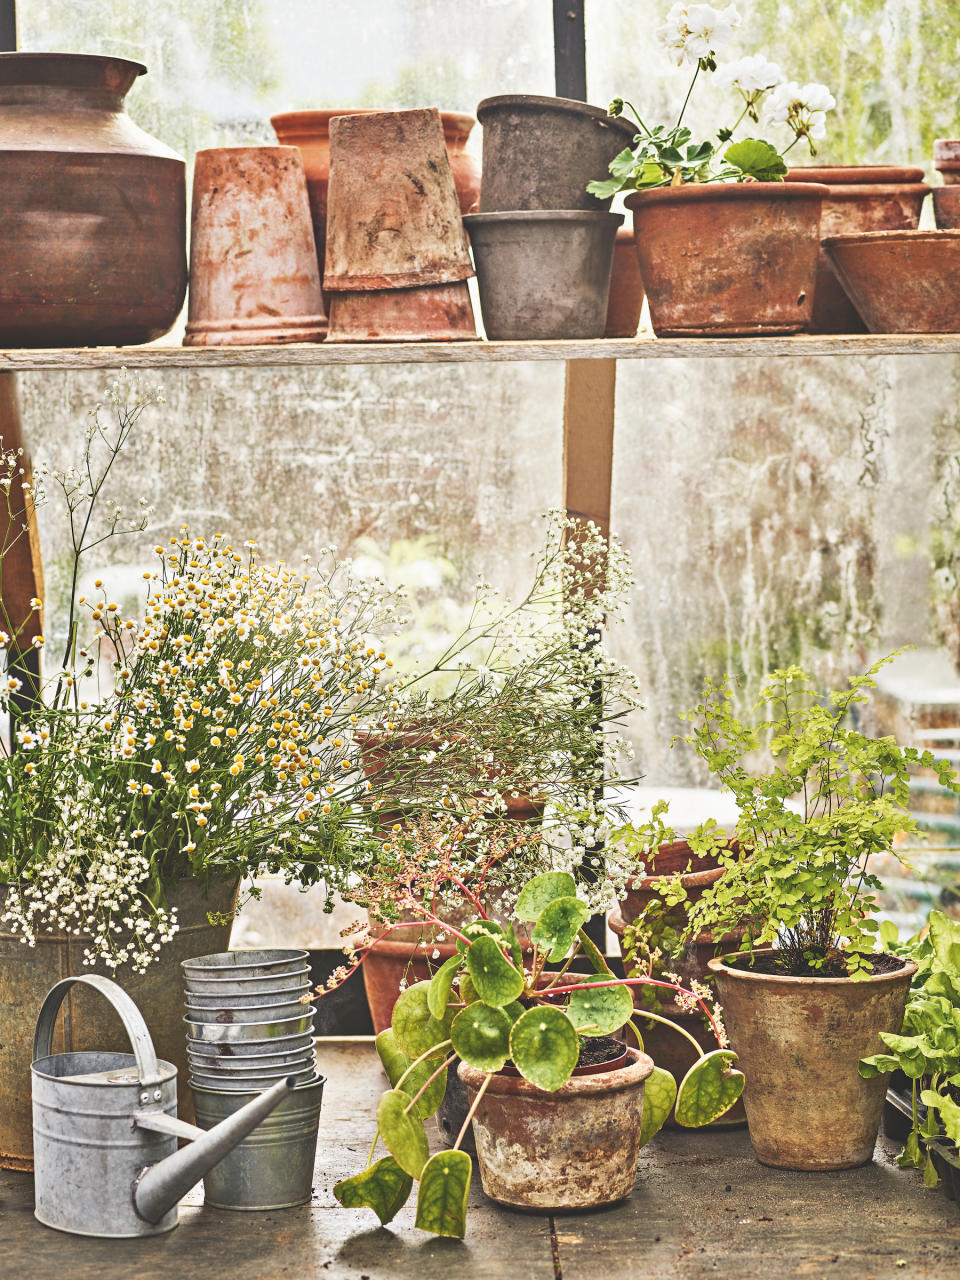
[{"xmin": 3, "ymin": 334, "xmax": 960, "ymax": 369}]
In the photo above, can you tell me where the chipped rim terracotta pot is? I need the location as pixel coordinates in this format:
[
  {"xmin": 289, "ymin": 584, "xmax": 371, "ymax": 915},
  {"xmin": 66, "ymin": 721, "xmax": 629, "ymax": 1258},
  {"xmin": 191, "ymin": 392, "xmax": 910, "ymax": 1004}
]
[
  {"xmin": 708, "ymin": 948, "xmax": 917, "ymax": 1171},
  {"xmin": 604, "ymin": 222, "xmax": 646, "ymax": 338},
  {"xmin": 184, "ymin": 145, "xmax": 326, "ymax": 346},
  {"xmin": 459, "ymin": 1046, "xmax": 653, "ymax": 1211},
  {"xmin": 625, "ymin": 181, "xmax": 828, "ymax": 337},
  {"xmin": 934, "ymin": 139, "xmax": 960, "ymax": 185},
  {"xmin": 325, "ymin": 280, "xmax": 476, "ymax": 342},
  {"xmin": 784, "ymin": 165, "xmax": 929, "ymax": 333},
  {"xmin": 822, "ymin": 230, "xmax": 960, "ymax": 333}
]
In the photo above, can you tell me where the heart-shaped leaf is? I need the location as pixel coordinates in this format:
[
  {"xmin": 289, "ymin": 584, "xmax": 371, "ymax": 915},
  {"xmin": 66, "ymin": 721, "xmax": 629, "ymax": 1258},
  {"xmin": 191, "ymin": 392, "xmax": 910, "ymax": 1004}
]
[
  {"xmin": 392, "ymin": 980, "xmax": 453, "ymax": 1060},
  {"xmin": 466, "ymin": 934, "xmax": 524, "ymax": 1007},
  {"xmin": 377, "ymin": 1088, "xmax": 429, "ymax": 1177},
  {"xmin": 509, "ymin": 1005, "xmax": 579, "ymax": 1091},
  {"xmin": 451, "ymin": 1001, "xmax": 512, "ymax": 1072},
  {"xmin": 532, "ymin": 895, "xmax": 590, "ymax": 961},
  {"xmin": 375, "ymin": 1029, "xmax": 447, "ymax": 1120},
  {"xmin": 515, "ymin": 872, "xmax": 577, "ymax": 922},
  {"xmin": 675, "ymin": 1050, "xmax": 744, "ymax": 1128},
  {"xmin": 638, "ymin": 1065, "xmax": 677, "ymax": 1147},
  {"xmin": 414, "ymin": 1150, "xmax": 472, "ymax": 1238},
  {"xmin": 565, "ymin": 981, "xmax": 634, "ymax": 1036},
  {"xmin": 428, "ymin": 953, "xmax": 463, "ymax": 1021},
  {"xmin": 334, "ymin": 1156, "xmax": 413, "ymax": 1225}
]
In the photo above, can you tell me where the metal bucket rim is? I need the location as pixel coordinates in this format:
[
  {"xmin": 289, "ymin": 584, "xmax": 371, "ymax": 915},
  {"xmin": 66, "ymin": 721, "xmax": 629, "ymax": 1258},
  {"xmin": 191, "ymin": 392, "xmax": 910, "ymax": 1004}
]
[
  {"xmin": 182, "ymin": 949, "xmax": 309, "ymax": 972},
  {"xmin": 32, "ymin": 1049, "xmax": 178, "ymax": 1085},
  {"xmin": 190, "ymin": 1072, "xmax": 326, "ymax": 1097}
]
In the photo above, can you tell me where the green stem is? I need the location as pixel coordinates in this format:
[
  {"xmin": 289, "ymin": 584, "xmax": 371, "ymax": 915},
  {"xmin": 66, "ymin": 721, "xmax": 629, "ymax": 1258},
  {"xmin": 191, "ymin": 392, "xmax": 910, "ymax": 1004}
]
[
  {"xmin": 394, "ymin": 1039, "xmax": 452, "ymax": 1095},
  {"xmin": 676, "ymin": 65, "xmax": 700, "ymax": 131},
  {"xmin": 403, "ymin": 1053, "xmax": 457, "ymax": 1114},
  {"xmin": 366, "ymin": 1129, "xmax": 379, "ymax": 1168},
  {"xmin": 631, "ymin": 1009, "xmax": 704, "ymax": 1056},
  {"xmin": 453, "ymin": 1071, "xmax": 492, "ymax": 1151}
]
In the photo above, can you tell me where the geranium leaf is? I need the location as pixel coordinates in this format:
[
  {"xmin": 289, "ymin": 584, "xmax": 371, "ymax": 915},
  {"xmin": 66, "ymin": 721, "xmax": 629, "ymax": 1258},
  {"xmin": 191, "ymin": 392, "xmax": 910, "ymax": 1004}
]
[
  {"xmin": 532, "ymin": 895, "xmax": 590, "ymax": 961},
  {"xmin": 391, "ymin": 980, "xmax": 453, "ymax": 1059},
  {"xmin": 565, "ymin": 981, "xmax": 634, "ymax": 1036},
  {"xmin": 509, "ymin": 1005, "xmax": 579, "ymax": 1091},
  {"xmin": 451, "ymin": 1001, "xmax": 512, "ymax": 1072},
  {"xmin": 333, "ymin": 1156, "xmax": 413, "ymax": 1225},
  {"xmin": 414, "ymin": 1150, "xmax": 472, "ymax": 1238},
  {"xmin": 675, "ymin": 1050, "xmax": 744, "ymax": 1127},
  {"xmin": 375, "ymin": 1029, "xmax": 446, "ymax": 1121},
  {"xmin": 515, "ymin": 872, "xmax": 577, "ymax": 922},
  {"xmin": 465, "ymin": 933, "xmax": 524, "ymax": 1006},
  {"xmin": 724, "ymin": 137, "xmax": 787, "ymax": 182},
  {"xmin": 638, "ymin": 1065, "xmax": 677, "ymax": 1147},
  {"xmin": 376, "ymin": 1088, "xmax": 429, "ymax": 1178}
]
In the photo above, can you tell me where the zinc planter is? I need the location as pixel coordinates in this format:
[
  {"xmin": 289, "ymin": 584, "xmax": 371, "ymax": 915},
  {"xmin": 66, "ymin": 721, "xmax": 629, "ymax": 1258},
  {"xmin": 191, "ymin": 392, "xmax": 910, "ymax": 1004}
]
[
  {"xmin": 476, "ymin": 94, "xmax": 637, "ymax": 213},
  {"xmin": 464, "ymin": 210, "xmax": 622, "ymax": 340},
  {"xmin": 709, "ymin": 950, "xmax": 917, "ymax": 1171},
  {"xmin": 625, "ymin": 182, "xmax": 828, "ymax": 337},
  {"xmin": 459, "ymin": 1047, "xmax": 653, "ymax": 1210},
  {"xmin": 822, "ymin": 231, "xmax": 960, "ymax": 333}
]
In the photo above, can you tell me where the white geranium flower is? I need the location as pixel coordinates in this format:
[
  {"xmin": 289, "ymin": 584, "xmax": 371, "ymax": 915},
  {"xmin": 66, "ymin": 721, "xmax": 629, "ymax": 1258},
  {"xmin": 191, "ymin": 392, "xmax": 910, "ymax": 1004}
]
[
  {"xmin": 656, "ymin": 3, "xmax": 741, "ymax": 67},
  {"xmin": 765, "ymin": 80, "xmax": 836, "ymax": 129},
  {"xmin": 714, "ymin": 53, "xmax": 783, "ymax": 94}
]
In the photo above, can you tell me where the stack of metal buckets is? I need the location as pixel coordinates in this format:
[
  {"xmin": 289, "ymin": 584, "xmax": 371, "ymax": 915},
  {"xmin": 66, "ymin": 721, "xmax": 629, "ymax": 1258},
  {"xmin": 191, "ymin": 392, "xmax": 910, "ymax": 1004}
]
[{"xmin": 183, "ymin": 948, "xmax": 325, "ymax": 1209}]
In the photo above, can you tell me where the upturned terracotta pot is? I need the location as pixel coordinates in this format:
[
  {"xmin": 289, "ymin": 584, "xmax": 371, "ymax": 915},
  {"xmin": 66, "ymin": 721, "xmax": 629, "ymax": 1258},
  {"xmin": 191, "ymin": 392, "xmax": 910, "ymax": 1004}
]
[
  {"xmin": 0, "ymin": 52, "xmax": 186, "ymax": 346},
  {"xmin": 271, "ymin": 108, "xmax": 480, "ymax": 285},
  {"xmin": 604, "ymin": 224, "xmax": 645, "ymax": 338},
  {"xmin": 459, "ymin": 1047, "xmax": 653, "ymax": 1210},
  {"xmin": 625, "ymin": 182, "xmax": 828, "ymax": 337},
  {"xmin": 325, "ymin": 281, "xmax": 476, "ymax": 342},
  {"xmin": 709, "ymin": 949, "xmax": 917, "ymax": 1170},
  {"xmin": 477, "ymin": 94, "xmax": 637, "ymax": 213},
  {"xmin": 184, "ymin": 146, "xmax": 327, "ymax": 346},
  {"xmin": 785, "ymin": 166, "xmax": 929, "ymax": 333},
  {"xmin": 822, "ymin": 230, "xmax": 960, "ymax": 333}
]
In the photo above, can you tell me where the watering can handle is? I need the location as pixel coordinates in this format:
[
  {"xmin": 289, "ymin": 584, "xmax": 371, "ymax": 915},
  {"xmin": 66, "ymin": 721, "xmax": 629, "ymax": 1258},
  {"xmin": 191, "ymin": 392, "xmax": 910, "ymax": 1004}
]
[{"xmin": 33, "ymin": 974, "xmax": 164, "ymax": 1088}]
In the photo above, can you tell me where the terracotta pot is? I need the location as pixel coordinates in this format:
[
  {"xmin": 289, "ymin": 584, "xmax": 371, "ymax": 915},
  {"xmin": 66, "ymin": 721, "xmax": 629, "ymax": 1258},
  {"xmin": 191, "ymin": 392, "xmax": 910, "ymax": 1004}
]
[
  {"xmin": 184, "ymin": 146, "xmax": 327, "ymax": 346},
  {"xmin": 709, "ymin": 949, "xmax": 917, "ymax": 1170},
  {"xmin": 459, "ymin": 1047, "xmax": 653, "ymax": 1210},
  {"xmin": 933, "ymin": 187, "xmax": 960, "ymax": 229},
  {"xmin": 270, "ymin": 108, "xmax": 480, "ymax": 286},
  {"xmin": 625, "ymin": 182, "xmax": 828, "ymax": 337},
  {"xmin": 324, "ymin": 108, "xmax": 473, "ymax": 292},
  {"xmin": 476, "ymin": 94, "xmax": 637, "ymax": 213},
  {"xmin": 326, "ymin": 281, "xmax": 476, "ymax": 342},
  {"xmin": 604, "ymin": 224, "xmax": 645, "ymax": 338},
  {"xmin": 620, "ymin": 863, "xmax": 725, "ymax": 928},
  {"xmin": 626, "ymin": 836, "xmax": 729, "ymax": 879},
  {"xmin": 822, "ymin": 230, "xmax": 960, "ymax": 333},
  {"xmin": 934, "ymin": 139, "xmax": 960, "ymax": 185},
  {"xmin": 464, "ymin": 210, "xmax": 622, "ymax": 340},
  {"xmin": 0, "ymin": 875, "xmax": 238, "ymax": 1169},
  {"xmin": 785, "ymin": 165, "xmax": 929, "ymax": 333},
  {"xmin": 0, "ymin": 52, "xmax": 186, "ymax": 346}
]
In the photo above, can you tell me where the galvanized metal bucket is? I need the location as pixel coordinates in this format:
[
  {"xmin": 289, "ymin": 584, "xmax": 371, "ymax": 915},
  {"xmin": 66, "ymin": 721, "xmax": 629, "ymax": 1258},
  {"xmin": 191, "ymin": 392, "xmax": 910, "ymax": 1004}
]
[
  {"xmin": 184, "ymin": 967, "xmax": 311, "ymax": 996},
  {"xmin": 184, "ymin": 1012, "xmax": 315, "ymax": 1043},
  {"xmin": 182, "ymin": 949, "xmax": 309, "ymax": 980},
  {"xmin": 184, "ymin": 981, "xmax": 312, "ymax": 1009},
  {"xmin": 188, "ymin": 1044, "xmax": 315, "ymax": 1072},
  {"xmin": 185, "ymin": 1029, "xmax": 316, "ymax": 1056},
  {"xmin": 190, "ymin": 1065, "xmax": 317, "ymax": 1092},
  {"xmin": 184, "ymin": 997, "xmax": 312, "ymax": 1024},
  {"xmin": 192, "ymin": 1074, "xmax": 325, "ymax": 1210}
]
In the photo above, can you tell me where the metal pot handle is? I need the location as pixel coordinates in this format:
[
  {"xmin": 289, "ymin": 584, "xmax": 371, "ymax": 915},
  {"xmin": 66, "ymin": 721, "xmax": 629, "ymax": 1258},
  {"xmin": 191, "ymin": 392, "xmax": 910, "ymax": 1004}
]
[{"xmin": 33, "ymin": 973, "xmax": 164, "ymax": 1087}]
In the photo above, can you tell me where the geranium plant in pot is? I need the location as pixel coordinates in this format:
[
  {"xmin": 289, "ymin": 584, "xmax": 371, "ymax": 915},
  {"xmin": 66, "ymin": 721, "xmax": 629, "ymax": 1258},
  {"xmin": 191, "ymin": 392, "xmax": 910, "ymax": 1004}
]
[
  {"xmin": 671, "ymin": 652, "xmax": 960, "ymax": 1170},
  {"xmin": 332, "ymin": 871, "xmax": 744, "ymax": 1236},
  {"xmin": 588, "ymin": 3, "xmax": 836, "ymax": 336}
]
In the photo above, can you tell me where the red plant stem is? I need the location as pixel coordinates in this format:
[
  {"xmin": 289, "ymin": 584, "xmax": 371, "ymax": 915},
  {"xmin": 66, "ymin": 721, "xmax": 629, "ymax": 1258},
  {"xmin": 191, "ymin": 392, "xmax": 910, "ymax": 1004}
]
[
  {"xmin": 541, "ymin": 976, "xmax": 724, "ymax": 1048},
  {"xmin": 313, "ymin": 910, "xmax": 472, "ymax": 1001}
]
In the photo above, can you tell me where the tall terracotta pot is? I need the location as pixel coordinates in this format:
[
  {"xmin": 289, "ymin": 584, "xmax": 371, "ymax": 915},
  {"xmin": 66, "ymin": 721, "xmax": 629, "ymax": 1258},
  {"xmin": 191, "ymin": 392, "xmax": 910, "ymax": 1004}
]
[
  {"xmin": 0, "ymin": 52, "xmax": 186, "ymax": 346},
  {"xmin": 709, "ymin": 949, "xmax": 917, "ymax": 1170},
  {"xmin": 785, "ymin": 165, "xmax": 929, "ymax": 333},
  {"xmin": 0, "ymin": 875, "xmax": 238, "ymax": 1169}
]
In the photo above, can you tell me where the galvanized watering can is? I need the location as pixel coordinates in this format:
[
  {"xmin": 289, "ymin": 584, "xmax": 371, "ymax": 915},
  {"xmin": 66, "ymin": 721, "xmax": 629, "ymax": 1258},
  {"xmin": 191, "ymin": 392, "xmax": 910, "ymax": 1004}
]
[{"xmin": 31, "ymin": 974, "xmax": 297, "ymax": 1238}]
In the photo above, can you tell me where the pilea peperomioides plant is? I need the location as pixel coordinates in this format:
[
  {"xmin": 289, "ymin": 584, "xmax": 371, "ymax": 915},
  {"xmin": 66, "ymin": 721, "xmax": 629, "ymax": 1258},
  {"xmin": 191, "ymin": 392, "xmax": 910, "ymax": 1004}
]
[{"xmin": 333, "ymin": 872, "xmax": 744, "ymax": 1237}]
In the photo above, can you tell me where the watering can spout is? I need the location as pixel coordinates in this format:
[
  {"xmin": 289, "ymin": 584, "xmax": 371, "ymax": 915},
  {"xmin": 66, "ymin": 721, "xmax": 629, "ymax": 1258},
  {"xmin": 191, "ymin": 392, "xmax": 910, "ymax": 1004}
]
[{"xmin": 132, "ymin": 1074, "xmax": 296, "ymax": 1224}]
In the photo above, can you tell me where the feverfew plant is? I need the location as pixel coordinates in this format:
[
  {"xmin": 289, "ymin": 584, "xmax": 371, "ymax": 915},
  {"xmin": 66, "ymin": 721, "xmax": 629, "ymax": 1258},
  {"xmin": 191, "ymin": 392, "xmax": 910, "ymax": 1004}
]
[{"xmin": 588, "ymin": 2, "xmax": 835, "ymax": 198}]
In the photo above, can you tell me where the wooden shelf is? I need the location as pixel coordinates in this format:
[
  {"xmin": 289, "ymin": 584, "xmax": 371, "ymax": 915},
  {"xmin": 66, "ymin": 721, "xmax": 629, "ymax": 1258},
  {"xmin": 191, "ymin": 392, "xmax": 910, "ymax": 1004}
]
[{"xmin": 2, "ymin": 333, "xmax": 960, "ymax": 369}]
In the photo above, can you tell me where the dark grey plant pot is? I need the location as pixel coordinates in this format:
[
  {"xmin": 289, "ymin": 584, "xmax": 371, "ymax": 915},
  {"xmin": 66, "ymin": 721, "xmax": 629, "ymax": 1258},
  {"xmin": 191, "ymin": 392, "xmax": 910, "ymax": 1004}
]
[
  {"xmin": 476, "ymin": 94, "xmax": 637, "ymax": 213},
  {"xmin": 436, "ymin": 1054, "xmax": 476, "ymax": 1154},
  {"xmin": 464, "ymin": 210, "xmax": 623, "ymax": 340}
]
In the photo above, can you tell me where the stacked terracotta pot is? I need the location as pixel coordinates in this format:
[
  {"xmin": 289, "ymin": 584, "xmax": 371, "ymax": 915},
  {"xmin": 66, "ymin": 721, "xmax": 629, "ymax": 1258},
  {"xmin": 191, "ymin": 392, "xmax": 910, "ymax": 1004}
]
[{"xmin": 464, "ymin": 95, "xmax": 637, "ymax": 340}]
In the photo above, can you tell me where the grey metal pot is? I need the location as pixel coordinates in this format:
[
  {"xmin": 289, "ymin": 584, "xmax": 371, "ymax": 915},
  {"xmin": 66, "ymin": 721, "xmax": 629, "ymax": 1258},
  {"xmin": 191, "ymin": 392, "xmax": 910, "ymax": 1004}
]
[
  {"xmin": 190, "ymin": 1066, "xmax": 317, "ymax": 1092},
  {"xmin": 185, "ymin": 1030, "xmax": 316, "ymax": 1057},
  {"xmin": 184, "ymin": 983, "xmax": 311, "ymax": 1010},
  {"xmin": 477, "ymin": 94, "xmax": 637, "ymax": 212},
  {"xmin": 184, "ymin": 998, "xmax": 311, "ymax": 1024},
  {"xmin": 191, "ymin": 1075, "xmax": 325, "ymax": 1210},
  {"xmin": 184, "ymin": 967, "xmax": 311, "ymax": 996},
  {"xmin": 464, "ymin": 210, "xmax": 623, "ymax": 340},
  {"xmin": 188, "ymin": 1046, "xmax": 315, "ymax": 1072},
  {"xmin": 184, "ymin": 1012, "xmax": 315, "ymax": 1043},
  {"xmin": 182, "ymin": 949, "xmax": 309, "ymax": 980}
]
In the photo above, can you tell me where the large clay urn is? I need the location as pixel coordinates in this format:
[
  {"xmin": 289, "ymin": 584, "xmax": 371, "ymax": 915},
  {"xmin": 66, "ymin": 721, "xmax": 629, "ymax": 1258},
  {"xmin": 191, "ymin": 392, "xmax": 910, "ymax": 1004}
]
[{"xmin": 0, "ymin": 52, "xmax": 187, "ymax": 346}]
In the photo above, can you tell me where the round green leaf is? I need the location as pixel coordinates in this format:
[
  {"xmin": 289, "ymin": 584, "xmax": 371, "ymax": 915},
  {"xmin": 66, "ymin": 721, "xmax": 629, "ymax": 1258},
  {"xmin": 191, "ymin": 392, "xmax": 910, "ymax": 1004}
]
[
  {"xmin": 377, "ymin": 1088, "xmax": 430, "ymax": 1178},
  {"xmin": 466, "ymin": 933, "xmax": 525, "ymax": 1007},
  {"xmin": 509, "ymin": 1005, "xmax": 579, "ymax": 1091},
  {"xmin": 451, "ymin": 1001, "xmax": 512, "ymax": 1072},
  {"xmin": 375, "ymin": 1029, "xmax": 447, "ymax": 1120},
  {"xmin": 675, "ymin": 1050, "xmax": 745, "ymax": 1128},
  {"xmin": 415, "ymin": 1149, "xmax": 472, "ymax": 1238},
  {"xmin": 638, "ymin": 1065, "xmax": 677, "ymax": 1148},
  {"xmin": 515, "ymin": 872, "xmax": 577, "ymax": 922},
  {"xmin": 532, "ymin": 895, "xmax": 591, "ymax": 961},
  {"xmin": 565, "ymin": 981, "xmax": 634, "ymax": 1036},
  {"xmin": 334, "ymin": 1155, "xmax": 413, "ymax": 1225},
  {"xmin": 391, "ymin": 980, "xmax": 453, "ymax": 1059},
  {"xmin": 428, "ymin": 953, "xmax": 464, "ymax": 1021}
]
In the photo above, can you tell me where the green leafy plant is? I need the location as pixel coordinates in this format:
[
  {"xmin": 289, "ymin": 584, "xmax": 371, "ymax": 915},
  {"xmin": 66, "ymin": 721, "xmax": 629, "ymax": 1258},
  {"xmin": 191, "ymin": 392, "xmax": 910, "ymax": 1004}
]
[
  {"xmin": 860, "ymin": 911, "xmax": 960, "ymax": 1187},
  {"xmin": 333, "ymin": 871, "xmax": 744, "ymax": 1238}
]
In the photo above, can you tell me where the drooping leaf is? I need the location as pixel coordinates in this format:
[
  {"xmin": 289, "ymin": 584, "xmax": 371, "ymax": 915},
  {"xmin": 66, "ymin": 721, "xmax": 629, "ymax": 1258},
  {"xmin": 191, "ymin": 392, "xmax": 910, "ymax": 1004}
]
[
  {"xmin": 428, "ymin": 954, "xmax": 463, "ymax": 1021},
  {"xmin": 505, "ymin": 920, "xmax": 523, "ymax": 970},
  {"xmin": 532, "ymin": 895, "xmax": 590, "ymax": 961},
  {"xmin": 452, "ymin": 1001, "xmax": 512, "ymax": 1072},
  {"xmin": 377, "ymin": 1089, "xmax": 429, "ymax": 1178},
  {"xmin": 675, "ymin": 1050, "xmax": 744, "ymax": 1127},
  {"xmin": 928, "ymin": 910, "xmax": 960, "ymax": 981},
  {"xmin": 586, "ymin": 175, "xmax": 625, "ymax": 200},
  {"xmin": 334, "ymin": 1156, "xmax": 413, "ymax": 1225},
  {"xmin": 509, "ymin": 1005, "xmax": 579, "ymax": 1091},
  {"xmin": 878, "ymin": 1032, "xmax": 928, "ymax": 1079},
  {"xmin": 923, "ymin": 1089, "xmax": 960, "ymax": 1144},
  {"xmin": 391, "ymin": 980, "xmax": 453, "ymax": 1060},
  {"xmin": 375, "ymin": 1029, "xmax": 447, "ymax": 1120},
  {"xmin": 414, "ymin": 1149, "xmax": 472, "ymax": 1238},
  {"xmin": 858, "ymin": 1052, "xmax": 901, "ymax": 1079},
  {"xmin": 515, "ymin": 872, "xmax": 577, "ymax": 922},
  {"xmin": 724, "ymin": 137, "xmax": 787, "ymax": 183},
  {"xmin": 565, "ymin": 981, "xmax": 634, "ymax": 1036},
  {"xmin": 638, "ymin": 1066, "xmax": 678, "ymax": 1147},
  {"xmin": 465, "ymin": 933, "xmax": 524, "ymax": 1007}
]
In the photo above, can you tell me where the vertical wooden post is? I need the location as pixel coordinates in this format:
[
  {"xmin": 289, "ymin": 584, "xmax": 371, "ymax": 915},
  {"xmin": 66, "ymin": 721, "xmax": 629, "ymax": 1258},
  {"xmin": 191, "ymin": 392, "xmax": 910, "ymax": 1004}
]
[{"xmin": 552, "ymin": 0, "xmax": 587, "ymax": 102}]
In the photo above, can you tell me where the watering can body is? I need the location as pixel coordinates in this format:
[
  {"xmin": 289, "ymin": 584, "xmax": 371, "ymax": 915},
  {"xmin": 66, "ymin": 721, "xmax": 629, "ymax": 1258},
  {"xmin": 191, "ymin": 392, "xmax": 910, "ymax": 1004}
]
[{"xmin": 31, "ymin": 974, "xmax": 295, "ymax": 1238}]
